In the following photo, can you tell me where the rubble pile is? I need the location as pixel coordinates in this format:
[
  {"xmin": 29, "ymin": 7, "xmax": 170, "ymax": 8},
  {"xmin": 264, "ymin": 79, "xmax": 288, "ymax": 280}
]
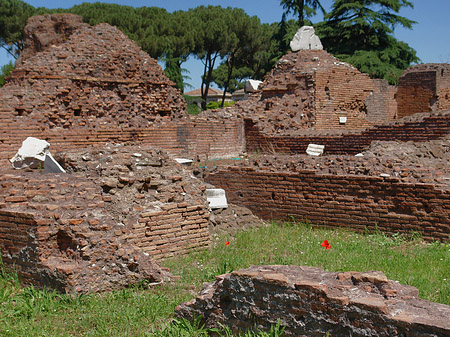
[
  {"xmin": 0, "ymin": 170, "xmax": 168, "ymax": 293},
  {"xmin": 56, "ymin": 144, "xmax": 208, "ymax": 217},
  {"xmin": 2, "ymin": 13, "xmax": 187, "ymax": 130},
  {"xmin": 209, "ymin": 203, "xmax": 266, "ymax": 236},
  {"xmin": 207, "ymin": 134, "xmax": 450, "ymax": 186},
  {"xmin": 0, "ymin": 144, "xmax": 215, "ymax": 292}
]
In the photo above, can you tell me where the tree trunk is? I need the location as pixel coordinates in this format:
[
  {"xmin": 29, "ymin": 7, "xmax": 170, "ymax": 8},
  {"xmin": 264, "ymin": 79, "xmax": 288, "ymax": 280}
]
[
  {"xmin": 201, "ymin": 51, "xmax": 218, "ymax": 110},
  {"xmin": 221, "ymin": 54, "xmax": 234, "ymax": 107},
  {"xmin": 299, "ymin": 0, "xmax": 305, "ymax": 27}
]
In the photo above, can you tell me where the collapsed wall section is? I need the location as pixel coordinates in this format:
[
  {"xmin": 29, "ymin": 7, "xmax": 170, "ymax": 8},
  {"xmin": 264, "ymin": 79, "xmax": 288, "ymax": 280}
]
[
  {"xmin": 176, "ymin": 265, "xmax": 450, "ymax": 336},
  {"xmin": 0, "ymin": 145, "xmax": 211, "ymax": 292},
  {"xmin": 206, "ymin": 167, "xmax": 450, "ymax": 242}
]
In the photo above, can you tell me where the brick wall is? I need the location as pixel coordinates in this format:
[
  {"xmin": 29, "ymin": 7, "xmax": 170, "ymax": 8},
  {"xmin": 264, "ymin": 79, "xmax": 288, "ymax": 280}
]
[
  {"xmin": 397, "ymin": 71, "xmax": 436, "ymax": 118},
  {"xmin": 397, "ymin": 64, "xmax": 450, "ymax": 118},
  {"xmin": 437, "ymin": 65, "xmax": 450, "ymax": 111},
  {"xmin": 206, "ymin": 167, "xmax": 450, "ymax": 242},
  {"xmin": 130, "ymin": 204, "xmax": 210, "ymax": 260},
  {"xmin": 245, "ymin": 109, "xmax": 450, "ymax": 155},
  {"xmin": 230, "ymin": 50, "xmax": 397, "ymax": 135},
  {"xmin": 0, "ymin": 114, "xmax": 245, "ymax": 162},
  {"xmin": 314, "ymin": 66, "xmax": 375, "ymax": 130}
]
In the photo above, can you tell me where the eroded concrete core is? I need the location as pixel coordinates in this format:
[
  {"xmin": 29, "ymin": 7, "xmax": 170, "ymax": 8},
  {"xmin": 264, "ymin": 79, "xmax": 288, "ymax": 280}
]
[{"xmin": 176, "ymin": 265, "xmax": 450, "ymax": 336}]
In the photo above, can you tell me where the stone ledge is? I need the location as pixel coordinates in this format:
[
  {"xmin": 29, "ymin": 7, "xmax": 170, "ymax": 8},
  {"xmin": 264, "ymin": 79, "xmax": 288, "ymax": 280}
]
[{"xmin": 176, "ymin": 265, "xmax": 450, "ymax": 337}]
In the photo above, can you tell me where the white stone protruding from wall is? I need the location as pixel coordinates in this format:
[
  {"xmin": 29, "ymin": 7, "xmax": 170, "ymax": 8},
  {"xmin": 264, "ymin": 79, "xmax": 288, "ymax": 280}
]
[
  {"xmin": 245, "ymin": 79, "xmax": 263, "ymax": 92},
  {"xmin": 290, "ymin": 26, "xmax": 323, "ymax": 51},
  {"xmin": 206, "ymin": 188, "xmax": 228, "ymax": 209},
  {"xmin": 44, "ymin": 153, "xmax": 66, "ymax": 173},
  {"xmin": 10, "ymin": 137, "xmax": 50, "ymax": 169},
  {"xmin": 306, "ymin": 144, "xmax": 325, "ymax": 156}
]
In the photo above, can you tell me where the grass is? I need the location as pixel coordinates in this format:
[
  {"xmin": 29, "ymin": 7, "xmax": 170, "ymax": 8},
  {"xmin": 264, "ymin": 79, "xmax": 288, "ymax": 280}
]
[{"xmin": 1, "ymin": 222, "xmax": 449, "ymax": 336}]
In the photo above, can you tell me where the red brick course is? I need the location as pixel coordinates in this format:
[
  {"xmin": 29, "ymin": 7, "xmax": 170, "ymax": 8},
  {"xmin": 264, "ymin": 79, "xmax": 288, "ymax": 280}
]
[
  {"xmin": 206, "ymin": 167, "xmax": 450, "ymax": 242},
  {"xmin": 245, "ymin": 109, "xmax": 450, "ymax": 155},
  {"xmin": 397, "ymin": 64, "xmax": 450, "ymax": 118}
]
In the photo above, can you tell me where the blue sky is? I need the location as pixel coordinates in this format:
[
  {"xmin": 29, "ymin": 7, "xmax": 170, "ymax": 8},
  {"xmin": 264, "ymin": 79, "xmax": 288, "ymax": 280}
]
[{"xmin": 1, "ymin": 0, "xmax": 449, "ymax": 89}]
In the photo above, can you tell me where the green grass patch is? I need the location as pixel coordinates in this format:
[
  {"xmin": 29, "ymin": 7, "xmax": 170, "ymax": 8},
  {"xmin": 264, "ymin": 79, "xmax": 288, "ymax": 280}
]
[{"xmin": 1, "ymin": 223, "xmax": 449, "ymax": 336}]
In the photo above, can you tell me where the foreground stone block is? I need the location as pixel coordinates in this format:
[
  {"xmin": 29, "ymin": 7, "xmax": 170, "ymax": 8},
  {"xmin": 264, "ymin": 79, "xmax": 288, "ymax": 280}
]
[{"xmin": 176, "ymin": 265, "xmax": 450, "ymax": 336}]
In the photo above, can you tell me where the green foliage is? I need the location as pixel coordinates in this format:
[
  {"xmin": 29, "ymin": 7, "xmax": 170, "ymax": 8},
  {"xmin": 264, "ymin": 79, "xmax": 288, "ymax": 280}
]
[
  {"xmin": 205, "ymin": 101, "xmax": 235, "ymax": 110},
  {"xmin": 0, "ymin": 0, "xmax": 36, "ymax": 58},
  {"xmin": 280, "ymin": 0, "xmax": 325, "ymax": 27},
  {"xmin": 187, "ymin": 104, "xmax": 201, "ymax": 115},
  {"xmin": 0, "ymin": 61, "xmax": 14, "ymax": 87},
  {"xmin": 212, "ymin": 63, "xmax": 251, "ymax": 92},
  {"xmin": 316, "ymin": 0, "xmax": 418, "ymax": 84},
  {"xmin": 183, "ymin": 95, "xmax": 202, "ymax": 115}
]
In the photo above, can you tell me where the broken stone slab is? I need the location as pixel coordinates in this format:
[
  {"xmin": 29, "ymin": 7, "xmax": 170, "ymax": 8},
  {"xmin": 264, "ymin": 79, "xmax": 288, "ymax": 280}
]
[
  {"xmin": 290, "ymin": 26, "xmax": 323, "ymax": 51},
  {"xmin": 206, "ymin": 188, "xmax": 228, "ymax": 209},
  {"xmin": 44, "ymin": 153, "xmax": 66, "ymax": 173},
  {"xmin": 10, "ymin": 137, "xmax": 66, "ymax": 172},
  {"xmin": 10, "ymin": 137, "xmax": 50, "ymax": 169},
  {"xmin": 306, "ymin": 144, "xmax": 325, "ymax": 156},
  {"xmin": 174, "ymin": 158, "xmax": 193, "ymax": 165},
  {"xmin": 245, "ymin": 79, "xmax": 263, "ymax": 93}
]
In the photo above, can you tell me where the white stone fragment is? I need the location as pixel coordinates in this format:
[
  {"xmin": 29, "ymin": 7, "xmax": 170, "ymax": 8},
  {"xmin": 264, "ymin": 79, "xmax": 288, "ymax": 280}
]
[
  {"xmin": 355, "ymin": 153, "xmax": 364, "ymax": 157},
  {"xmin": 245, "ymin": 79, "xmax": 263, "ymax": 92},
  {"xmin": 206, "ymin": 188, "xmax": 228, "ymax": 209},
  {"xmin": 174, "ymin": 158, "xmax": 193, "ymax": 165},
  {"xmin": 290, "ymin": 26, "xmax": 323, "ymax": 51},
  {"xmin": 339, "ymin": 116, "xmax": 347, "ymax": 124},
  {"xmin": 10, "ymin": 137, "xmax": 50, "ymax": 169},
  {"xmin": 44, "ymin": 153, "xmax": 66, "ymax": 173},
  {"xmin": 306, "ymin": 144, "xmax": 325, "ymax": 156}
]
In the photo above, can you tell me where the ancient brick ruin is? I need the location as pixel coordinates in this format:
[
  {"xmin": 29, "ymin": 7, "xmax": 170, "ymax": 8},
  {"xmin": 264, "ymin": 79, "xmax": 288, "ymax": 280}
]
[
  {"xmin": 0, "ymin": 144, "xmax": 212, "ymax": 292},
  {"xmin": 0, "ymin": 12, "xmax": 450, "ymax": 335},
  {"xmin": 0, "ymin": 14, "xmax": 243, "ymax": 161},
  {"xmin": 176, "ymin": 265, "xmax": 450, "ymax": 336},
  {"xmin": 227, "ymin": 50, "xmax": 397, "ymax": 134},
  {"xmin": 397, "ymin": 63, "xmax": 450, "ymax": 118}
]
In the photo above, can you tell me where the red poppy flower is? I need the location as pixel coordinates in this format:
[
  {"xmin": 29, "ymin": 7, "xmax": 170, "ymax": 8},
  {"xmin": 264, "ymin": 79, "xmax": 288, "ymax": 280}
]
[
  {"xmin": 225, "ymin": 241, "xmax": 230, "ymax": 246},
  {"xmin": 321, "ymin": 240, "xmax": 331, "ymax": 250}
]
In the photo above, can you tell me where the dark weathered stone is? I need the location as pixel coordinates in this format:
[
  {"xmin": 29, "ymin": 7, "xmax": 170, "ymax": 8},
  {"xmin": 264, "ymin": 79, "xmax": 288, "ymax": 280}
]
[{"xmin": 176, "ymin": 265, "xmax": 450, "ymax": 337}]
